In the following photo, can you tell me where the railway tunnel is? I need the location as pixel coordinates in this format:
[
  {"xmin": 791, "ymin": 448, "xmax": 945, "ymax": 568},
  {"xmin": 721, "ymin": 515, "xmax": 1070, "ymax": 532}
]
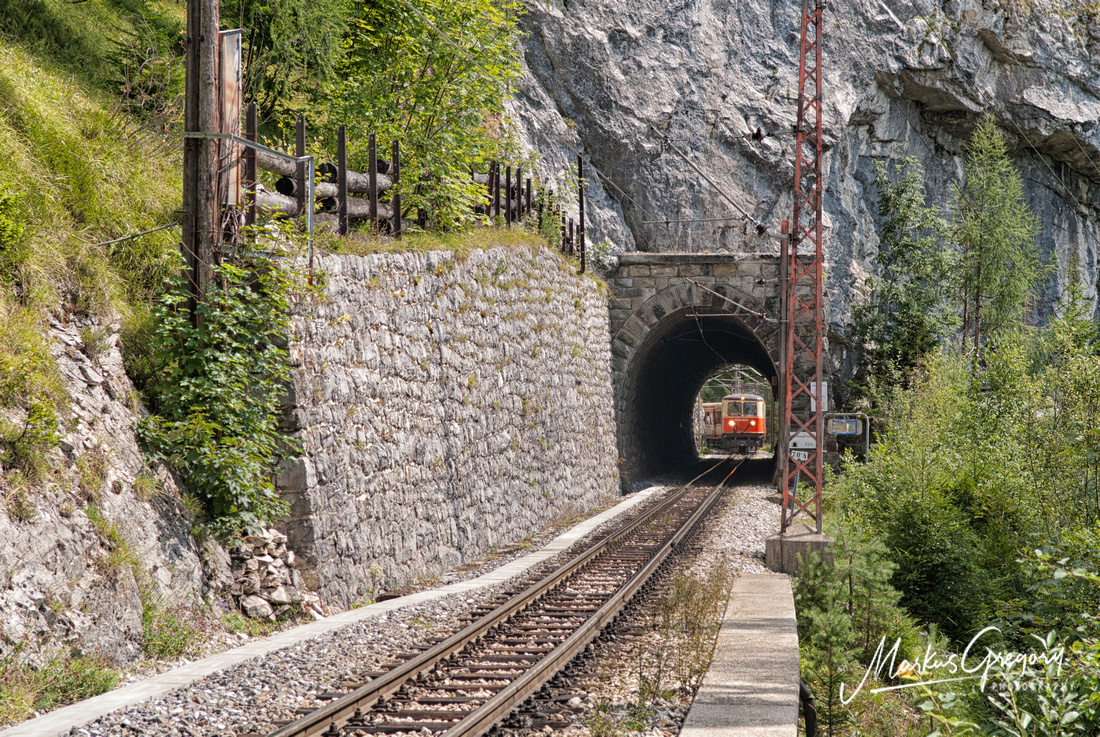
[
  {"xmin": 607, "ymin": 254, "xmax": 786, "ymax": 490},
  {"xmin": 626, "ymin": 310, "xmax": 777, "ymax": 471}
]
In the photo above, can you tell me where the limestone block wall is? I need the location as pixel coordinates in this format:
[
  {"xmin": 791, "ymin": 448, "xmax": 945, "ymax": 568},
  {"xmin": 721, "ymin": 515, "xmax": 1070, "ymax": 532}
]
[{"xmin": 277, "ymin": 245, "xmax": 619, "ymax": 607}]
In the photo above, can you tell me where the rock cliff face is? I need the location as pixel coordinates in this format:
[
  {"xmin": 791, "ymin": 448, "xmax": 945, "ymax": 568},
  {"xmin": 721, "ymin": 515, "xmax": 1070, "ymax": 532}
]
[
  {"xmin": 510, "ymin": 0, "xmax": 1100, "ymax": 334},
  {"xmin": 0, "ymin": 317, "xmax": 230, "ymax": 666}
]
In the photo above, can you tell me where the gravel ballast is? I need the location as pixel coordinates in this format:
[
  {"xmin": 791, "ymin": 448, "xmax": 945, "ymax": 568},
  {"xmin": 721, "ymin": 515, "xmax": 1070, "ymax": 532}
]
[{"xmin": 20, "ymin": 476, "xmax": 779, "ymax": 737}]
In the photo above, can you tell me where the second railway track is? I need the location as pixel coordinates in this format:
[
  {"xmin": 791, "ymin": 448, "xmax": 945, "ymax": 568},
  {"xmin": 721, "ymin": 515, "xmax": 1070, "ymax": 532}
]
[{"xmin": 259, "ymin": 459, "xmax": 745, "ymax": 737}]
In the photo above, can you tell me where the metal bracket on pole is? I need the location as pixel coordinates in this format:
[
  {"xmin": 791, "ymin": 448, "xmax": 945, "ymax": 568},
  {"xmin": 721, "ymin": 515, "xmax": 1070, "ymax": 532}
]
[{"xmin": 183, "ymin": 132, "xmax": 315, "ymax": 262}]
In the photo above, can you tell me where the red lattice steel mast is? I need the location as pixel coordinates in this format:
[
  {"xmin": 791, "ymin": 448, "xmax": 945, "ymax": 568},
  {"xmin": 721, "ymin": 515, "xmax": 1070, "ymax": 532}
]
[{"xmin": 781, "ymin": 0, "xmax": 825, "ymax": 533}]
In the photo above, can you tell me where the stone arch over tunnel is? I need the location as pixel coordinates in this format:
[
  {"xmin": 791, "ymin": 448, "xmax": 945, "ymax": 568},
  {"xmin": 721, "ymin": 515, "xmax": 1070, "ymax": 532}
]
[{"xmin": 608, "ymin": 259, "xmax": 784, "ymax": 490}]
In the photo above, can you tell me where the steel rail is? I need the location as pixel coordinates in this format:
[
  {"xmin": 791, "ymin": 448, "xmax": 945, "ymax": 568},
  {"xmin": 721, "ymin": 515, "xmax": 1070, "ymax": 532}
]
[
  {"xmin": 268, "ymin": 461, "xmax": 732, "ymax": 737},
  {"xmin": 441, "ymin": 461, "xmax": 742, "ymax": 737}
]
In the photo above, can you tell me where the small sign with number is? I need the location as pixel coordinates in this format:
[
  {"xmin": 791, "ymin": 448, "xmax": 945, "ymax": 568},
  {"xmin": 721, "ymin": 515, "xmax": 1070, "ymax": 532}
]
[{"xmin": 790, "ymin": 450, "xmax": 810, "ymax": 462}]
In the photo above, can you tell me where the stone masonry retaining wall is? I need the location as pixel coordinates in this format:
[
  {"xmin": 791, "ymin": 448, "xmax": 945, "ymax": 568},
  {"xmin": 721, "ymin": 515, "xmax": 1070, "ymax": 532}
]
[{"xmin": 276, "ymin": 245, "xmax": 619, "ymax": 608}]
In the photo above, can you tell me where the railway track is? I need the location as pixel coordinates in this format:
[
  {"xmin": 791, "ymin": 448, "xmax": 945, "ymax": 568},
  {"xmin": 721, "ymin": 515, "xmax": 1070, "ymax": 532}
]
[{"xmin": 259, "ymin": 460, "xmax": 743, "ymax": 737}]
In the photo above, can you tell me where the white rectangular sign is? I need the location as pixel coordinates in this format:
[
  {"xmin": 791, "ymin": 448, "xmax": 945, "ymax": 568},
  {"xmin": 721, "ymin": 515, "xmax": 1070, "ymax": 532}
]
[{"xmin": 811, "ymin": 381, "xmax": 829, "ymax": 412}]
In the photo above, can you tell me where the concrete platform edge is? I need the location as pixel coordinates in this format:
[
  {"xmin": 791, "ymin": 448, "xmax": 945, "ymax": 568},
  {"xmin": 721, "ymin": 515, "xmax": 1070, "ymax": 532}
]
[
  {"xmin": 0, "ymin": 489, "xmax": 660, "ymax": 737},
  {"xmin": 679, "ymin": 572, "xmax": 800, "ymax": 737}
]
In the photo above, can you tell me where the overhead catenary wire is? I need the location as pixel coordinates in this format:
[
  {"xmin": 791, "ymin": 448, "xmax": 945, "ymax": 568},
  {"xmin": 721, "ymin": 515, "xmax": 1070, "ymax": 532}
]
[
  {"xmin": 1014, "ymin": 125, "xmax": 1088, "ymax": 213},
  {"xmin": 555, "ymin": 139, "xmax": 665, "ymax": 223},
  {"xmin": 649, "ymin": 125, "xmax": 770, "ymax": 234},
  {"xmin": 640, "ymin": 216, "xmax": 754, "ymax": 224},
  {"xmin": 691, "ymin": 298, "xmax": 733, "ymax": 367},
  {"xmin": 1066, "ymin": 129, "xmax": 1100, "ymax": 184},
  {"xmin": 687, "ymin": 278, "xmax": 777, "ymax": 322}
]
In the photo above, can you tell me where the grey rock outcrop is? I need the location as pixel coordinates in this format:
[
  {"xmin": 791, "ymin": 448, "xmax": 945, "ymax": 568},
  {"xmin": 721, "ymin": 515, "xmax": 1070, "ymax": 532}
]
[
  {"xmin": 0, "ymin": 317, "xmax": 232, "ymax": 666},
  {"xmin": 513, "ymin": 0, "xmax": 1100, "ymax": 330}
]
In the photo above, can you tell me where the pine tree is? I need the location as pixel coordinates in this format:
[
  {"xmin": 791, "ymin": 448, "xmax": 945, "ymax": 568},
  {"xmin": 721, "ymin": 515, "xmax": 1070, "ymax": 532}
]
[
  {"xmin": 855, "ymin": 158, "xmax": 957, "ymax": 385},
  {"xmin": 952, "ymin": 117, "xmax": 1043, "ymax": 359},
  {"xmin": 794, "ymin": 551, "xmax": 856, "ymax": 736}
]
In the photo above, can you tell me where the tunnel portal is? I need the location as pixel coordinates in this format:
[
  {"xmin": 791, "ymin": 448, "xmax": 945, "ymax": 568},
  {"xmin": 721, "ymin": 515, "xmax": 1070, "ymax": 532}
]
[{"xmin": 608, "ymin": 254, "xmax": 787, "ymax": 490}]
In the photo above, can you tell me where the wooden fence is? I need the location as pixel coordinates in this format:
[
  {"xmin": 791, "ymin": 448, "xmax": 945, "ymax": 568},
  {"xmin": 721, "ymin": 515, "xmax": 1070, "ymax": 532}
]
[{"xmin": 236, "ymin": 106, "xmax": 587, "ymax": 272}]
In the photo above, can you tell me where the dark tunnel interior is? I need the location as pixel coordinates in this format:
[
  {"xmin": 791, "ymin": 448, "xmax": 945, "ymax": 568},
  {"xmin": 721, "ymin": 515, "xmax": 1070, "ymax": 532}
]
[{"xmin": 625, "ymin": 308, "xmax": 777, "ymax": 481}]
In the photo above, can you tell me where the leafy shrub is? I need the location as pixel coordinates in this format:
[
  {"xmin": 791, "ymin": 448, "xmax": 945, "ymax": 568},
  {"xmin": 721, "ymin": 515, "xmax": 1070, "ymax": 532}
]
[
  {"xmin": 832, "ymin": 351, "xmax": 1039, "ymax": 645},
  {"xmin": 918, "ymin": 555, "xmax": 1100, "ymax": 736},
  {"xmin": 138, "ymin": 260, "xmax": 299, "ymax": 534},
  {"xmin": 881, "ymin": 494, "xmax": 991, "ymax": 644},
  {"xmin": 0, "ymin": 396, "xmax": 62, "ymax": 479},
  {"xmin": 651, "ymin": 561, "xmax": 732, "ymax": 697}
]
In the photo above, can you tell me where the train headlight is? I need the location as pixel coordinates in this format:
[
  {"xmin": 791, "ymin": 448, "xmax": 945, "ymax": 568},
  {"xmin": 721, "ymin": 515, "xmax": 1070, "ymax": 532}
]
[
  {"xmin": 726, "ymin": 419, "xmax": 734, "ymax": 427},
  {"xmin": 750, "ymin": 420, "xmax": 756, "ymax": 427}
]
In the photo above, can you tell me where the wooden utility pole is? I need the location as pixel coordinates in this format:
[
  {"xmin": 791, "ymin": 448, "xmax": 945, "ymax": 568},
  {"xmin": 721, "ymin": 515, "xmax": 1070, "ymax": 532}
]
[{"xmin": 182, "ymin": 0, "xmax": 221, "ymax": 323}]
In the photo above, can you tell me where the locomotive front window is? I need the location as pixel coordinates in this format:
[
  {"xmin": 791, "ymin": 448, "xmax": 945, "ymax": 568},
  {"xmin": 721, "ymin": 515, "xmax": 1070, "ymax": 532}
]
[
  {"xmin": 742, "ymin": 401, "xmax": 758, "ymax": 416},
  {"xmin": 725, "ymin": 401, "xmax": 742, "ymax": 416}
]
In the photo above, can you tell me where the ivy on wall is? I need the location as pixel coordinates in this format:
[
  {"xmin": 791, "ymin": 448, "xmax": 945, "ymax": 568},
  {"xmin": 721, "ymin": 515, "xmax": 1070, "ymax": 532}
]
[{"xmin": 138, "ymin": 260, "xmax": 300, "ymax": 534}]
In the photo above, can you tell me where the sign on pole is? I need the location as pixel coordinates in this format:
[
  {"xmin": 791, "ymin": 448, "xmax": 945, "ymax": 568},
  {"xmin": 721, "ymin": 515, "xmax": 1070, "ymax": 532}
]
[{"xmin": 219, "ymin": 29, "xmax": 243, "ymax": 208}]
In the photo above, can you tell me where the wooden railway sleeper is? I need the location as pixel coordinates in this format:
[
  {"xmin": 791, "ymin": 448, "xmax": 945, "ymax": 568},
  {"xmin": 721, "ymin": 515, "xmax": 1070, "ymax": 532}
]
[{"xmin": 267, "ymin": 461, "xmax": 737, "ymax": 737}]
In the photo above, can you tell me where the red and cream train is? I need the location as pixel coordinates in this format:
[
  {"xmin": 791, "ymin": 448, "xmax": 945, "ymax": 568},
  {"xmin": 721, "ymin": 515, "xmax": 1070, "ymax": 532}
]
[{"xmin": 701, "ymin": 393, "xmax": 767, "ymax": 453}]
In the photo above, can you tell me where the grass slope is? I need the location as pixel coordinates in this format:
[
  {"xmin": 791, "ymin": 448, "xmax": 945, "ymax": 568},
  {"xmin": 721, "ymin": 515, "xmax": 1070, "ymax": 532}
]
[{"xmin": 0, "ymin": 0, "xmax": 183, "ymax": 470}]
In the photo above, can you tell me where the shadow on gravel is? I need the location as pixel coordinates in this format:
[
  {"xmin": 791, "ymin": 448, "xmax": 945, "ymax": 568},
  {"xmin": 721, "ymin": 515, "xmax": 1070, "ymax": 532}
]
[{"xmin": 657, "ymin": 454, "xmax": 776, "ymax": 487}]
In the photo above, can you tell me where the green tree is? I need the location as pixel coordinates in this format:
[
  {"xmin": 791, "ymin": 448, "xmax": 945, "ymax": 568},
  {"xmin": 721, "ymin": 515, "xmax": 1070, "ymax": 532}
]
[
  {"xmin": 1036, "ymin": 282, "xmax": 1100, "ymax": 526},
  {"xmin": 952, "ymin": 117, "xmax": 1043, "ymax": 359},
  {"xmin": 855, "ymin": 158, "xmax": 957, "ymax": 385},
  {"xmin": 795, "ymin": 550, "xmax": 857, "ymax": 736},
  {"xmin": 222, "ymin": 0, "xmax": 349, "ymax": 119},
  {"xmin": 319, "ymin": 0, "xmax": 524, "ymax": 229},
  {"xmin": 832, "ymin": 352, "xmax": 1039, "ymax": 644}
]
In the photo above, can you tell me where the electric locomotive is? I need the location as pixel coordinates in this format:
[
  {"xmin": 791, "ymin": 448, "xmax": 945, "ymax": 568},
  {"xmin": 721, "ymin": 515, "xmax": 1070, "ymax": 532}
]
[{"xmin": 719, "ymin": 393, "xmax": 766, "ymax": 453}]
